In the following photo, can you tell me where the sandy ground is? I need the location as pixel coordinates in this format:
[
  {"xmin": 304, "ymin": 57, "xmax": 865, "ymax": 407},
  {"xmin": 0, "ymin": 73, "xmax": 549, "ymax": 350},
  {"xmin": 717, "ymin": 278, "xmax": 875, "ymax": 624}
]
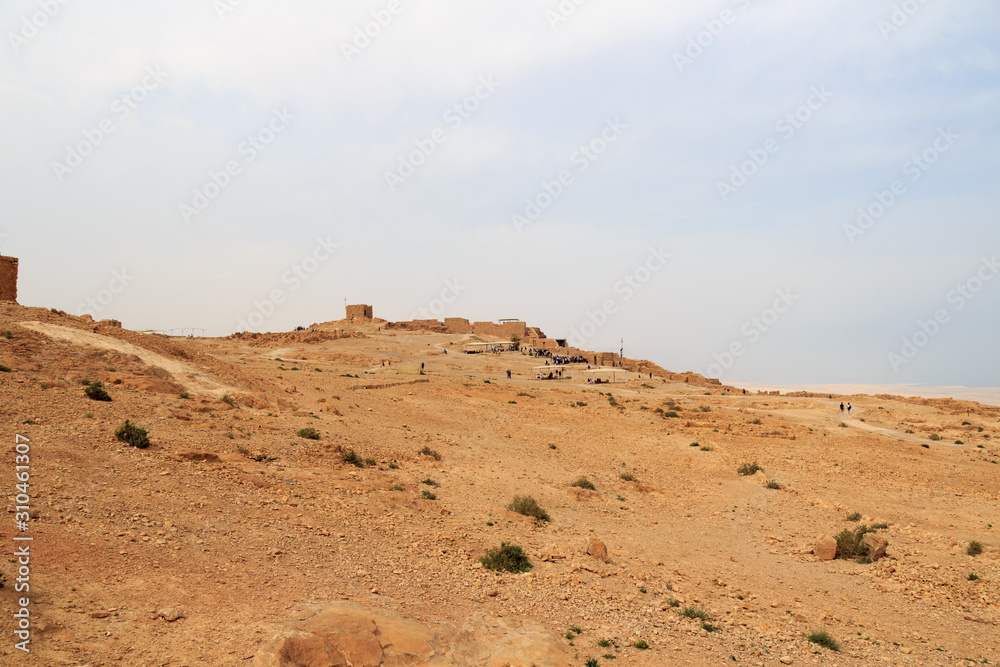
[{"xmin": 1, "ymin": 303, "xmax": 998, "ymax": 666}]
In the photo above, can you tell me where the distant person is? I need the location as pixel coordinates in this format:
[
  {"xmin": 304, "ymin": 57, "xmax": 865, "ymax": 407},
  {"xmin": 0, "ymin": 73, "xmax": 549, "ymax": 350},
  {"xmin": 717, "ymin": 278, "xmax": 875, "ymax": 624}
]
[
  {"xmin": 840, "ymin": 402, "xmax": 844, "ymax": 412},
  {"xmin": 506, "ymin": 370, "xmax": 511, "ymax": 379},
  {"xmin": 421, "ymin": 362, "xmax": 424, "ymax": 371},
  {"xmin": 847, "ymin": 403, "xmax": 852, "ymax": 415}
]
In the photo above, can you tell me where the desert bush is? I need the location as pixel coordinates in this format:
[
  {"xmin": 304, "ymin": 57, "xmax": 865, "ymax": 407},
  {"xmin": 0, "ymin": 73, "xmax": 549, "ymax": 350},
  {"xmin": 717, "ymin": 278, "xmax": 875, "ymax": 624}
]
[
  {"xmin": 968, "ymin": 541, "xmax": 984, "ymax": 556},
  {"xmin": 596, "ymin": 639, "xmax": 611, "ymax": 647},
  {"xmin": 701, "ymin": 622, "xmax": 718, "ymax": 633},
  {"xmin": 422, "ymin": 478, "xmax": 440, "ymax": 487},
  {"xmin": 807, "ymin": 630, "xmax": 840, "ymax": 652},
  {"xmin": 418, "ymin": 446, "xmax": 441, "ymax": 460},
  {"xmin": 765, "ymin": 480, "xmax": 781, "ymax": 490},
  {"xmin": 508, "ymin": 495, "xmax": 550, "ymax": 522},
  {"xmin": 421, "ymin": 490, "xmax": 437, "ymax": 500},
  {"xmin": 663, "ymin": 411, "xmax": 680, "ymax": 418},
  {"xmin": 846, "ymin": 511, "xmax": 862, "ymax": 522},
  {"xmin": 115, "ymin": 420, "xmax": 150, "ymax": 449},
  {"xmin": 834, "ymin": 525, "xmax": 875, "ymax": 561},
  {"xmin": 220, "ymin": 394, "xmax": 237, "ymax": 407},
  {"xmin": 665, "ymin": 598, "xmax": 680, "ymax": 607},
  {"xmin": 750, "ymin": 418, "xmax": 762, "ymax": 425},
  {"xmin": 737, "ymin": 462, "xmax": 763, "ymax": 476},
  {"xmin": 571, "ymin": 476, "xmax": 596, "ymax": 491},
  {"xmin": 84, "ymin": 381, "xmax": 112, "ymax": 402},
  {"xmin": 391, "ymin": 485, "xmax": 404, "ymax": 491},
  {"xmin": 689, "ymin": 442, "xmax": 699, "ymax": 447},
  {"xmin": 700, "ymin": 445, "xmax": 714, "ymax": 451},
  {"xmin": 929, "ymin": 433, "xmax": 941, "ymax": 441},
  {"xmin": 968, "ymin": 573, "xmax": 979, "ymax": 581},
  {"xmin": 0, "ymin": 364, "xmax": 10, "ymax": 372},
  {"xmin": 297, "ymin": 427, "xmax": 320, "ymax": 440},
  {"xmin": 634, "ymin": 639, "xmax": 649, "ymax": 649},
  {"xmin": 620, "ymin": 473, "xmax": 636, "ymax": 482},
  {"xmin": 480, "ymin": 542, "xmax": 532, "ymax": 573},
  {"xmin": 871, "ymin": 522, "xmax": 888, "ymax": 530},
  {"xmin": 342, "ymin": 450, "xmax": 365, "ymax": 467},
  {"xmin": 365, "ymin": 457, "xmax": 376, "ymax": 466},
  {"xmin": 679, "ymin": 606, "xmax": 711, "ymax": 620},
  {"xmin": 178, "ymin": 392, "xmax": 190, "ymax": 399},
  {"xmin": 2, "ymin": 330, "xmax": 11, "ymax": 339}
]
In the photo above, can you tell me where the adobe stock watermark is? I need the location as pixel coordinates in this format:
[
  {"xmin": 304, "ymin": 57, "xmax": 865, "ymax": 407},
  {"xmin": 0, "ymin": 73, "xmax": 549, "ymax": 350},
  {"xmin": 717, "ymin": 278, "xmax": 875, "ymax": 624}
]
[
  {"xmin": 384, "ymin": 76, "xmax": 500, "ymax": 192},
  {"xmin": 8, "ymin": 0, "xmax": 72, "ymax": 53},
  {"xmin": 717, "ymin": 85, "xmax": 832, "ymax": 202},
  {"xmin": 545, "ymin": 0, "xmax": 590, "ymax": 31},
  {"xmin": 237, "ymin": 236, "xmax": 339, "ymax": 331},
  {"xmin": 887, "ymin": 254, "xmax": 998, "ymax": 372},
  {"xmin": 77, "ymin": 269, "xmax": 135, "ymax": 319},
  {"xmin": 512, "ymin": 118, "xmax": 627, "ymax": 233},
  {"xmin": 214, "ymin": 0, "xmax": 247, "ymax": 20},
  {"xmin": 566, "ymin": 246, "xmax": 670, "ymax": 348},
  {"xmin": 342, "ymin": 0, "xmax": 412, "ymax": 63},
  {"xmin": 673, "ymin": 0, "xmax": 753, "ymax": 73},
  {"xmin": 698, "ymin": 288, "xmax": 798, "ymax": 379},
  {"xmin": 51, "ymin": 66, "xmax": 168, "ymax": 182},
  {"xmin": 878, "ymin": 0, "xmax": 934, "ymax": 39},
  {"xmin": 180, "ymin": 107, "xmax": 295, "ymax": 223},
  {"xmin": 408, "ymin": 279, "xmax": 467, "ymax": 320},
  {"xmin": 843, "ymin": 127, "xmax": 958, "ymax": 244}
]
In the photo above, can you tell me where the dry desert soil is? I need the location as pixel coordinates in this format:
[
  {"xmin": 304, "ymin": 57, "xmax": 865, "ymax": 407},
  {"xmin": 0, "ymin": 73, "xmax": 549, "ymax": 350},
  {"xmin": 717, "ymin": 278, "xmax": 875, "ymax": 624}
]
[{"xmin": 1, "ymin": 303, "xmax": 998, "ymax": 666}]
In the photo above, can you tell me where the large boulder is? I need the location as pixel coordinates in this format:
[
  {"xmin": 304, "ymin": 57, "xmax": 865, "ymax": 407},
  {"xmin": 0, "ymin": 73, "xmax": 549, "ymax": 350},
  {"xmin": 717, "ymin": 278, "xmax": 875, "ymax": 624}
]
[
  {"xmin": 815, "ymin": 536, "xmax": 837, "ymax": 561},
  {"xmin": 253, "ymin": 602, "xmax": 573, "ymax": 667},
  {"xmin": 863, "ymin": 533, "xmax": 888, "ymax": 561}
]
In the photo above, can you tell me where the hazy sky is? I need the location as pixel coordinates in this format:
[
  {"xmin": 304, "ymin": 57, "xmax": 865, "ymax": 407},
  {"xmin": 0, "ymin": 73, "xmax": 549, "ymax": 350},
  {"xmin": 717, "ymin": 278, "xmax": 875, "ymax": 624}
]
[{"xmin": 2, "ymin": 1, "xmax": 998, "ymax": 387}]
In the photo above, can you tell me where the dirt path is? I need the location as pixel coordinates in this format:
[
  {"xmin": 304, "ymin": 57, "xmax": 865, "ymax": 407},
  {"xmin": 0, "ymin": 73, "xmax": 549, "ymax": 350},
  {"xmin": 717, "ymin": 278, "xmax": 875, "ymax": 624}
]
[{"xmin": 20, "ymin": 321, "xmax": 234, "ymax": 395}]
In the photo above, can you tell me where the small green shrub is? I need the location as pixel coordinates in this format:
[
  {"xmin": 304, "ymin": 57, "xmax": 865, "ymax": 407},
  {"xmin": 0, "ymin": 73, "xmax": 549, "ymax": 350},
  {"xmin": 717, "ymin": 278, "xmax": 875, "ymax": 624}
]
[
  {"xmin": 737, "ymin": 462, "xmax": 763, "ymax": 476},
  {"xmin": 634, "ymin": 639, "xmax": 649, "ymax": 649},
  {"xmin": 585, "ymin": 660, "xmax": 598, "ymax": 667},
  {"xmin": 418, "ymin": 446, "xmax": 441, "ymax": 460},
  {"xmin": 2, "ymin": 330, "xmax": 12, "ymax": 339},
  {"xmin": 480, "ymin": 542, "xmax": 532, "ymax": 573},
  {"xmin": 115, "ymin": 420, "xmax": 150, "ymax": 449},
  {"xmin": 508, "ymin": 495, "xmax": 550, "ymax": 522},
  {"xmin": 620, "ymin": 473, "xmax": 636, "ymax": 482},
  {"xmin": 365, "ymin": 457, "xmax": 376, "ymax": 466},
  {"xmin": 750, "ymin": 418, "xmax": 762, "ymax": 425},
  {"xmin": 571, "ymin": 476, "xmax": 596, "ymax": 491},
  {"xmin": 835, "ymin": 525, "xmax": 875, "ymax": 561},
  {"xmin": 807, "ymin": 630, "xmax": 840, "ymax": 652},
  {"xmin": 921, "ymin": 443, "xmax": 930, "ymax": 449},
  {"xmin": 968, "ymin": 541, "xmax": 984, "ymax": 556},
  {"xmin": 220, "ymin": 394, "xmax": 237, "ymax": 407},
  {"xmin": 929, "ymin": 433, "xmax": 941, "ymax": 441},
  {"xmin": 871, "ymin": 522, "xmax": 888, "ymax": 530},
  {"xmin": 421, "ymin": 490, "xmax": 437, "ymax": 500},
  {"xmin": 679, "ymin": 606, "xmax": 711, "ymax": 620},
  {"xmin": 84, "ymin": 381, "xmax": 112, "ymax": 402},
  {"xmin": 955, "ymin": 440, "xmax": 964, "ymax": 445},
  {"xmin": 663, "ymin": 411, "xmax": 680, "ymax": 418},
  {"xmin": 666, "ymin": 598, "xmax": 680, "ymax": 607},
  {"xmin": 597, "ymin": 639, "xmax": 611, "ymax": 648},
  {"xmin": 178, "ymin": 392, "xmax": 190, "ymax": 399},
  {"xmin": 391, "ymin": 485, "xmax": 404, "ymax": 491},
  {"xmin": 700, "ymin": 445, "xmax": 714, "ymax": 451},
  {"xmin": 690, "ymin": 442, "xmax": 699, "ymax": 447},
  {"xmin": 765, "ymin": 479, "xmax": 781, "ymax": 490},
  {"xmin": 388, "ymin": 462, "xmax": 399, "ymax": 469},
  {"xmin": 846, "ymin": 511, "xmax": 862, "ymax": 522},
  {"xmin": 968, "ymin": 573, "xmax": 979, "ymax": 581},
  {"xmin": 701, "ymin": 622, "xmax": 718, "ymax": 632},
  {"xmin": 342, "ymin": 450, "xmax": 365, "ymax": 467},
  {"xmin": 297, "ymin": 427, "xmax": 321, "ymax": 440},
  {"xmin": 422, "ymin": 478, "xmax": 440, "ymax": 487},
  {"xmin": 569, "ymin": 626, "xmax": 583, "ymax": 635},
  {"xmin": 0, "ymin": 365, "xmax": 11, "ymax": 373},
  {"xmin": 549, "ymin": 444, "xmax": 557, "ymax": 449}
]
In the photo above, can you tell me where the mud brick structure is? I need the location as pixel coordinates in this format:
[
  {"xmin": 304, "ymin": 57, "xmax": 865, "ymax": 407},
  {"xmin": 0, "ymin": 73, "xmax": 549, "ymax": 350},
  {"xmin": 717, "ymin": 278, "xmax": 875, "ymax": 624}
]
[
  {"xmin": 0, "ymin": 256, "xmax": 18, "ymax": 303},
  {"xmin": 346, "ymin": 304, "xmax": 373, "ymax": 322}
]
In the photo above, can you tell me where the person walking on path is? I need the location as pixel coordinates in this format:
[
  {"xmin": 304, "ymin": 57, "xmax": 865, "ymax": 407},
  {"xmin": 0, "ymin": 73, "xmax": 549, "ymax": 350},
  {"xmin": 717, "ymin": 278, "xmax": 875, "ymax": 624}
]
[
  {"xmin": 847, "ymin": 403, "xmax": 852, "ymax": 416},
  {"xmin": 840, "ymin": 402, "xmax": 844, "ymax": 412},
  {"xmin": 506, "ymin": 370, "xmax": 511, "ymax": 379}
]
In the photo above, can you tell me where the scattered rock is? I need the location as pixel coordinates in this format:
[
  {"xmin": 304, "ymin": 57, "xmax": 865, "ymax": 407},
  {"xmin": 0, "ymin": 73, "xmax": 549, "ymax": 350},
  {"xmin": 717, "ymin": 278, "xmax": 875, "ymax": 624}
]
[
  {"xmin": 157, "ymin": 607, "xmax": 184, "ymax": 622},
  {"xmin": 177, "ymin": 450, "xmax": 220, "ymax": 462},
  {"xmin": 586, "ymin": 538, "xmax": 609, "ymax": 562}
]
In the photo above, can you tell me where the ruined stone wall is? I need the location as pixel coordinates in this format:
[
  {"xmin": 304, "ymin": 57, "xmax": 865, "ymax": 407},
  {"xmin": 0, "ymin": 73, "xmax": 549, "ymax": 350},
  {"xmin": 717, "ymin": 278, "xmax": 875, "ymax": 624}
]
[
  {"xmin": 0, "ymin": 256, "xmax": 18, "ymax": 303},
  {"xmin": 471, "ymin": 321, "xmax": 526, "ymax": 339},
  {"xmin": 346, "ymin": 304, "xmax": 373, "ymax": 322},
  {"xmin": 443, "ymin": 318, "xmax": 473, "ymax": 334}
]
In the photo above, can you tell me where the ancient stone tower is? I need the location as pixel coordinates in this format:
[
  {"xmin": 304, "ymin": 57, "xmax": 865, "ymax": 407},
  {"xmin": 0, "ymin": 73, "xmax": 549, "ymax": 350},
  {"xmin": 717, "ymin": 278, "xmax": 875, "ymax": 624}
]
[
  {"xmin": 346, "ymin": 304, "xmax": 373, "ymax": 322},
  {"xmin": 0, "ymin": 256, "xmax": 17, "ymax": 303}
]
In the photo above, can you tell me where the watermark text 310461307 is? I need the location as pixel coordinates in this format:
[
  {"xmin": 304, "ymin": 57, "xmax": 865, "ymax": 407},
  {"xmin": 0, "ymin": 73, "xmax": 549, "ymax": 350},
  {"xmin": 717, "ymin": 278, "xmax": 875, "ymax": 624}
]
[{"xmin": 13, "ymin": 433, "xmax": 33, "ymax": 653}]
